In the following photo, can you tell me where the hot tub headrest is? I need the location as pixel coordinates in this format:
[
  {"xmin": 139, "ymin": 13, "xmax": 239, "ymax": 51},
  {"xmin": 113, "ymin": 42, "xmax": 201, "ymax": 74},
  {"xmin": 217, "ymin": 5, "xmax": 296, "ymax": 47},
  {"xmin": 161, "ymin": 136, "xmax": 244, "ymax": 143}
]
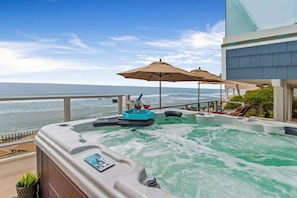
[
  {"xmin": 284, "ymin": 126, "xmax": 297, "ymax": 136},
  {"xmin": 165, "ymin": 111, "xmax": 182, "ymax": 117}
]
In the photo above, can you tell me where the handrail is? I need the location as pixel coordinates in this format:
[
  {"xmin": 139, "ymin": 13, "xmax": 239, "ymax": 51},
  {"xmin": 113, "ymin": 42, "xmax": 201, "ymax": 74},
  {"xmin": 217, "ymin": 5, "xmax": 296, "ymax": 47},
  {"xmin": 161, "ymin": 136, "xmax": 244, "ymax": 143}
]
[
  {"xmin": 150, "ymin": 100, "xmax": 224, "ymax": 112},
  {"xmin": 0, "ymin": 95, "xmax": 225, "ymax": 134},
  {"xmin": 0, "ymin": 139, "xmax": 34, "ymax": 148},
  {"xmin": 0, "ymin": 94, "xmax": 126, "ymax": 101},
  {"xmin": 0, "ymin": 94, "xmax": 128, "ymax": 122}
]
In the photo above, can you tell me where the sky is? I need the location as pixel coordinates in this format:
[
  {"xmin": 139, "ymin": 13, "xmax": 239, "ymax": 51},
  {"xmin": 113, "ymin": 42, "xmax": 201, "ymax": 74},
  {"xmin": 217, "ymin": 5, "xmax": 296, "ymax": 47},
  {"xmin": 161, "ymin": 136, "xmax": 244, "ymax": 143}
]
[{"xmin": 0, "ymin": 0, "xmax": 225, "ymax": 88}]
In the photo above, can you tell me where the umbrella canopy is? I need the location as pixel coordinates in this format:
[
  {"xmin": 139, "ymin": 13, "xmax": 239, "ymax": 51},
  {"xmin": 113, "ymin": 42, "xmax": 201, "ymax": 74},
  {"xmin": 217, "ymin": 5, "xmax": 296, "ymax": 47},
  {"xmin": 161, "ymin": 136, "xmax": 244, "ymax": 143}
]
[
  {"xmin": 191, "ymin": 68, "xmax": 222, "ymax": 83},
  {"xmin": 118, "ymin": 59, "xmax": 204, "ymax": 108},
  {"xmin": 191, "ymin": 68, "xmax": 223, "ymax": 111},
  {"xmin": 224, "ymin": 80, "xmax": 258, "ymax": 97}
]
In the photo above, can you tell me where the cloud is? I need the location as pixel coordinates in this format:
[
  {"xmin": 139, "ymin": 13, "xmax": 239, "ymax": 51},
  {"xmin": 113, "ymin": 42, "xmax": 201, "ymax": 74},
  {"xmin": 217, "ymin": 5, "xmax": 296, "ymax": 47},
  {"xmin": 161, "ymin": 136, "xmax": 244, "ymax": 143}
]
[
  {"xmin": 145, "ymin": 20, "xmax": 224, "ymax": 49},
  {"xmin": 19, "ymin": 31, "xmax": 95, "ymax": 53},
  {"xmin": 68, "ymin": 33, "xmax": 93, "ymax": 51},
  {"xmin": 116, "ymin": 20, "xmax": 225, "ymax": 75},
  {"xmin": 0, "ymin": 30, "xmax": 110, "ymax": 78},
  {"xmin": 0, "ymin": 47, "xmax": 65, "ymax": 75},
  {"xmin": 0, "ymin": 20, "xmax": 225, "ymax": 85},
  {"xmin": 110, "ymin": 35, "xmax": 139, "ymax": 41},
  {"xmin": 97, "ymin": 41, "xmax": 116, "ymax": 46},
  {"xmin": 0, "ymin": 40, "xmax": 108, "ymax": 76}
]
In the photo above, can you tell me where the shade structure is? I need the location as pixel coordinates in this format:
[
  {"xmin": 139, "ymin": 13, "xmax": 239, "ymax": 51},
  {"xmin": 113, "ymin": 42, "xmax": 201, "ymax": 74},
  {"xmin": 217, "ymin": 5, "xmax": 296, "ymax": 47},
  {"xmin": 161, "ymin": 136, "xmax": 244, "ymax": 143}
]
[
  {"xmin": 118, "ymin": 59, "xmax": 203, "ymax": 109},
  {"xmin": 191, "ymin": 68, "xmax": 222, "ymax": 83},
  {"xmin": 224, "ymin": 80, "xmax": 258, "ymax": 98},
  {"xmin": 191, "ymin": 68, "xmax": 223, "ymax": 111}
]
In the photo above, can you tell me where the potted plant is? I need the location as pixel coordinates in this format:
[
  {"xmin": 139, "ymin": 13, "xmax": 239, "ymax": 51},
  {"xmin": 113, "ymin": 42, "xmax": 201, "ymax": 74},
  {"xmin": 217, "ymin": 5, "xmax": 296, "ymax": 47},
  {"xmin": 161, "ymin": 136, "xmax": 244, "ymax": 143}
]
[{"xmin": 16, "ymin": 171, "xmax": 39, "ymax": 198}]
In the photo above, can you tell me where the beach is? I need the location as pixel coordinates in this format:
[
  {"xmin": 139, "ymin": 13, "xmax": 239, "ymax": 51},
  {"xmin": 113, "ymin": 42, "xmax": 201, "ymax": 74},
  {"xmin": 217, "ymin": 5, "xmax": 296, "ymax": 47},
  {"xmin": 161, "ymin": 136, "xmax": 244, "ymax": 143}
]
[{"xmin": 0, "ymin": 134, "xmax": 36, "ymax": 159}]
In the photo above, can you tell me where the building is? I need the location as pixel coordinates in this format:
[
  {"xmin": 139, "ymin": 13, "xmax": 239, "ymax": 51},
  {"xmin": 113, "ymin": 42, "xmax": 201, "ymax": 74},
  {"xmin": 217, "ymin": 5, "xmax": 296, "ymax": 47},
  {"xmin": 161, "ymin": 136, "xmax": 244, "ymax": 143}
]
[{"xmin": 222, "ymin": 0, "xmax": 297, "ymax": 122}]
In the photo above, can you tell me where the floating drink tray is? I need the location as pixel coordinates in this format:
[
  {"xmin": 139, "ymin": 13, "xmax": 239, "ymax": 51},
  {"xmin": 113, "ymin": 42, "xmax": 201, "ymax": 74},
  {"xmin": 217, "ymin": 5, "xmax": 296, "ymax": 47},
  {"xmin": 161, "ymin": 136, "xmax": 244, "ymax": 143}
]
[
  {"xmin": 93, "ymin": 117, "xmax": 154, "ymax": 127},
  {"xmin": 122, "ymin": 109, "xmax": 155, "ymax": 120}
]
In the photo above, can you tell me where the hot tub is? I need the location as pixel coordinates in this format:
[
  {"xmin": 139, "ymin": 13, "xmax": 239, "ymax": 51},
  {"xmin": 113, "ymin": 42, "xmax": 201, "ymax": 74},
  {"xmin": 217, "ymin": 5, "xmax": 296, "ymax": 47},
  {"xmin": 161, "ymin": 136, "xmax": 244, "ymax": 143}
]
[
  {"xmin": 35, "ymin": 116, "xmax": 176, "ymax": 197},
  {"xmin": 35, "ymin": 109, "xmax": 297, "ymax": 198}
]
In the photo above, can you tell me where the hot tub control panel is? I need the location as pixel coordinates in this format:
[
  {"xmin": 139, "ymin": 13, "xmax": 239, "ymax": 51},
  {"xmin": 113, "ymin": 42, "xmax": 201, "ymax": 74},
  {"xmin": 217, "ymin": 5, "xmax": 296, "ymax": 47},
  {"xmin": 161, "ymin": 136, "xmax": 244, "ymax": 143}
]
[{"xmin": 84, "ymin": 153, "xmax": 114, "ymax": 172}]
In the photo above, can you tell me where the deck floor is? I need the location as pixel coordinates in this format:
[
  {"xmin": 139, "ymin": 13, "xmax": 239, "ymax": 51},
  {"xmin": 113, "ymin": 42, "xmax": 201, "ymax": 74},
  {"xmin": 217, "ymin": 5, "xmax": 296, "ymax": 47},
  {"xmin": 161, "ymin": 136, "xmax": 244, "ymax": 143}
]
[{"xmin": 0, "ymin": 152, "xmax": 36, "ymax": 198}]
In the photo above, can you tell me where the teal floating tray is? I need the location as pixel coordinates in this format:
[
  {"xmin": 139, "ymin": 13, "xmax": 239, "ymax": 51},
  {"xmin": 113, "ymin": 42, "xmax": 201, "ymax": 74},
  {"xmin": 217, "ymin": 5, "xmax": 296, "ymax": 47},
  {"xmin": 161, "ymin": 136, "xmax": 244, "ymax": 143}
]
[{"xmin": 122, "ymin": 109, "xmax": 155, "ymax": 120}]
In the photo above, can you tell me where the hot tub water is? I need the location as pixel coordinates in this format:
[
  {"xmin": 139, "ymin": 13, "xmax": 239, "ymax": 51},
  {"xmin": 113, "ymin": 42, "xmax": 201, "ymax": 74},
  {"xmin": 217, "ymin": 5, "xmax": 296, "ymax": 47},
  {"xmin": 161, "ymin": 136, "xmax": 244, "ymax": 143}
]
[{"xmin": 79, "ymin": 117, "xmax": 297, "ymax": 198}]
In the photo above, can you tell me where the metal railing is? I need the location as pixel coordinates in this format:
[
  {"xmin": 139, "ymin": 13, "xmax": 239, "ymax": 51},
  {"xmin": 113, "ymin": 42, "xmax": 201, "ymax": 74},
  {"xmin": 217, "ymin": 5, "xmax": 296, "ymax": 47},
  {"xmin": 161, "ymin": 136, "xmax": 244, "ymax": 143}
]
[
  {"xmin": 149, "ymin": 100, "xmax": 225, "ymax": 112},
  {"xmin": 0, "ymin": 94, "xmax": 127, "ymax": 151},
  {"xmin": 0, "ymin": 94, "xmax": 128, "ymax": 122}
]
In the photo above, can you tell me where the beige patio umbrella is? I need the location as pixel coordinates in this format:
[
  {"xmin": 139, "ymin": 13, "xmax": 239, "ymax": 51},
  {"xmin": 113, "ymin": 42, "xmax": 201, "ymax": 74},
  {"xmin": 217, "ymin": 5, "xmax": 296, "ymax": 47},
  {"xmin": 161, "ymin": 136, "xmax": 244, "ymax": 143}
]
[
  {"xmin": 118, "ymin": 59, "xmax": 204, "ymax": 109},
  {"xmin": 191, "ymin": 68, "xmax": 223, "ymax": 111}
]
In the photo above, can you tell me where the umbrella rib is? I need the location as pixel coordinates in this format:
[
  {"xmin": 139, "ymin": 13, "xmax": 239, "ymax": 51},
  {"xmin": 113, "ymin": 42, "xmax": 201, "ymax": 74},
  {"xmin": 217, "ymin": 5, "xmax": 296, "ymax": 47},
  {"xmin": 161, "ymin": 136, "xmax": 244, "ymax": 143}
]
[
  {"xmin": 124, "ymin": 71, "xmax": 140, "ymax": 78},
  {"xmin": 147, "ymin": 73, "xmax": 155, "ymax": 81},
  {"xmin": 168, "ymin": 73, "xmax": 175, "ymax": 82}
]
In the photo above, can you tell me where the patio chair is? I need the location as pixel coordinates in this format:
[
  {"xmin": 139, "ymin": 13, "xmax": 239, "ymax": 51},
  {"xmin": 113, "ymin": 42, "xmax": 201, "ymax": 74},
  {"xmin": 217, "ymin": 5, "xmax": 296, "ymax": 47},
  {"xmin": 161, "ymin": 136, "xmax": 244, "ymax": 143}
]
[{"xmin": 228, "ymin": 103, "xmax": 251, "ymax": 117}]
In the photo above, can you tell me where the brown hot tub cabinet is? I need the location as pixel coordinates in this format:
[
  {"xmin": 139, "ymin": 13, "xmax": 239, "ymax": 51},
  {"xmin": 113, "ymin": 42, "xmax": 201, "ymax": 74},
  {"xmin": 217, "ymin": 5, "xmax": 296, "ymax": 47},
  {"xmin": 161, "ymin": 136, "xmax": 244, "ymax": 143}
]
[
  {"xmin": 35, "ymin": 119, "xmax": 175, "ymax": 198},
  {"xmin": 37, "ymin": 148, "xmax": 88, "ymax": 197}
]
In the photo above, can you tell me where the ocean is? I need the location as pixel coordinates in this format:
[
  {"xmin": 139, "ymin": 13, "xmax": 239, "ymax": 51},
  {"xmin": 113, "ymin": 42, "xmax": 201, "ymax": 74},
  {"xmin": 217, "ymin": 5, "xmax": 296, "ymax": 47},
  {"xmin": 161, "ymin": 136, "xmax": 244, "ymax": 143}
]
[{"xmin": 0, "ymin": 83, "xmax": 223, "ymax": 135}]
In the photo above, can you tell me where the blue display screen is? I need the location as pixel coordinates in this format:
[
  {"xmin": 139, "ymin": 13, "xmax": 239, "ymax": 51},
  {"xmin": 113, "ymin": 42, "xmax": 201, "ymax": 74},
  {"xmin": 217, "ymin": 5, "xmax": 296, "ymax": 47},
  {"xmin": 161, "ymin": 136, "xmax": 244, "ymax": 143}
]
[{"xmin": 84, "ymin": 153, "xmax": 114, "ymax": 172}]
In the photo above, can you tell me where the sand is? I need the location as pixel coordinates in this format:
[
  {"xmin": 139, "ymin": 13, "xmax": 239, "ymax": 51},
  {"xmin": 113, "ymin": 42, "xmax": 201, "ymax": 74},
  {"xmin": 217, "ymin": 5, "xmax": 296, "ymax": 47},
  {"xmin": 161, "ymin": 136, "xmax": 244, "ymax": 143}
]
[{"xmin": 0, "ymin": 134, "xmax": 36, "ymax": 159}]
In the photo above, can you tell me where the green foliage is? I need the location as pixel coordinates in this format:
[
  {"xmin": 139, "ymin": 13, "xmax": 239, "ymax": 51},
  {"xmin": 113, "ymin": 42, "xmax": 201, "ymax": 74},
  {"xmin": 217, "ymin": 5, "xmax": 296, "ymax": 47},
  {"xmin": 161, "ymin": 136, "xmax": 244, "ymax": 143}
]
[
  {"xmin": 224, "ymin": 95, "xmax": 243, "ymax": 109},
  {"xmin": 16, "ymin": 171, "xmax": 39, "ymax": 188},
  {"xmin": 224, "ymin": 87, "xmax": 273, "ymax": 118},
  {"xmin": 293, "ymin": 96, "xmax": 297, "ymax": 117},
  {"xmin": 243, "ymin": 87, "xmax": 273, "ymax": 118},
  {"xmin": 293, "ymin": 96, "xmax": 297, "ymax": 109}
]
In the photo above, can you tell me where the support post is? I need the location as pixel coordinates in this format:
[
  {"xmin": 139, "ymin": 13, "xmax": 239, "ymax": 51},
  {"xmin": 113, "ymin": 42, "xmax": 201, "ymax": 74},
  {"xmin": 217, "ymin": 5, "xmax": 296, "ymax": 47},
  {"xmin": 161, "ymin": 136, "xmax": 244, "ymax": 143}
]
[
  {"xmin": 125, "ymin": 95, "xmax": 130, "ymax": 110},
  {"xmin": 64, "ymin": 98, "xmax": 71, "ymax": 122},
  {"xmin": 214, "ymin": 101, "xmax": 218, "ymax": 112},
  {"xmin": 271, "ymin": 79, "xmax": 288, "ymax": 122},
  {"xmin": 118, "ymin": 96, "xmax": 123, "ymax": 115}
]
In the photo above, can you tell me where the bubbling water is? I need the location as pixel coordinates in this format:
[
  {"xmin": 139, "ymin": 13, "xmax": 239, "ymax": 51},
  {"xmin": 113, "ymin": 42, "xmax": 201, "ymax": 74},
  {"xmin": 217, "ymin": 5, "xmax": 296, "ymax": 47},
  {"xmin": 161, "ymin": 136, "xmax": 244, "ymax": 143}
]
[{"xmin": 81, "ymin": 118, "xmax": 297, "ymax": 198}]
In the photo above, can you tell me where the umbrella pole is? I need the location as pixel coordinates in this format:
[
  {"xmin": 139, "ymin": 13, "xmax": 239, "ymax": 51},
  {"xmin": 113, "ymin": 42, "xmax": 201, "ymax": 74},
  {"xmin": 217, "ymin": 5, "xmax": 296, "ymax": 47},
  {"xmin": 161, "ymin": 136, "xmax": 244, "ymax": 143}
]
[
  {"xmin": 197, "ymin": 81, "xmax": 200, "ymax": 111},
  {"xmin": 159, "ymin": 80, "xmax": 162, "ymax": 109}
]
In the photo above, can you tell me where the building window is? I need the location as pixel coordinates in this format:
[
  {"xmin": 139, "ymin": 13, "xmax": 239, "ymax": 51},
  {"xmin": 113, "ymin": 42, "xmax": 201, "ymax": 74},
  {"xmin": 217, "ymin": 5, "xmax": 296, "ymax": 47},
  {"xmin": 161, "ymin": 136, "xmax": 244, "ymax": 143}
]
[{"xmin": 226, "ymin": 0, "xmax": 297, "ymax": 36}]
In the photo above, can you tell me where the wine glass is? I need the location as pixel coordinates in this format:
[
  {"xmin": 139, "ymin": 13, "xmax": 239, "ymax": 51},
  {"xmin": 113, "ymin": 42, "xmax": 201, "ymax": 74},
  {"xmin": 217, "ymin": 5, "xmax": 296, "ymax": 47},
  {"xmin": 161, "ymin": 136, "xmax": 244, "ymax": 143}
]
[{"xmin": 143, "ymin": 98, "xmax": 151, "ymax": 111}]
